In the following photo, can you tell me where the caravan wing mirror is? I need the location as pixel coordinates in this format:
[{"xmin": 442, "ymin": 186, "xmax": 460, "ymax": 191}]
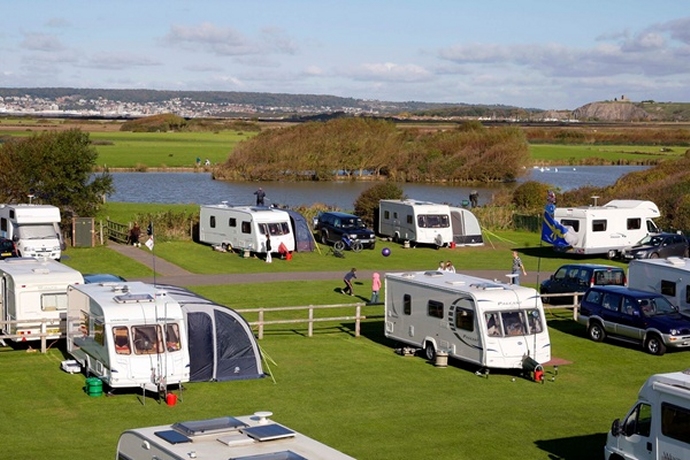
[{"xmin": 610, "ymin": 419, "xmax": 622, "ymax": 437}]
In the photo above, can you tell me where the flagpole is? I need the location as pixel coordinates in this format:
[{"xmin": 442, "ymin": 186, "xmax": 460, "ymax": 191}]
[{"xmin": 145, "ymin": 221, "xmax": 156, "ymax": 285}]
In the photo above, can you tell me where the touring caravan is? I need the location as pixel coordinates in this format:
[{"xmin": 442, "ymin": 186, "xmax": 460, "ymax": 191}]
[
  {"xmin": 116, "ymin": 412, "xmax": 356, "ymax": 460},
  {"xmin": 605, "ymin": 370, "xmax": 690, "ymax": 460},
  {"xmin": 628, "ymin": 257, "xmax": 690, "ymax": 312},
  {"xmin": 199, "ymin": 203, "xmax": 295, "ymax": 254},
  {"xmin": 547, "ymin": 199, "xmax": 660, "ymax": 258},
  {"xmin": 378, "ymin": 199, "xmax": 454, "ymax": 248},
  {"xmin": 384, "ymin": 270, "xmax": 551, "ymax": 370},
  {"xmin": 0, "ymin": 204, "xmax": 63, "ymax": 260},
  {"xmin": 0, "ymin": 258, "xmax": 84, "ymax": 342},
  {"xmin": 66, "ymin": 281, "xmax": 190, "ymax": 394}
]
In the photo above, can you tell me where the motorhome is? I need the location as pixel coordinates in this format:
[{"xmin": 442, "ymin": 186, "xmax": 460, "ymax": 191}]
[
  {"xmin": 378, "ymin": 199, "xmax": 454, "ymax": 248},
  {"xmin": 65, "ymin": 281, "xmax": 190, "ymax": 394},
  {"xmin": 628, "ymin": 257, "xmax": 690, "ymax": 312},
  {"xmin": 605, "ymin": 369, "xmax": 690, "ymax": 460},
  {"xmin": 384, "ymin": 270, "xmax": 551, "ymax": 370},
  {"xmin": 199, "ymin": 203, "xmax": 295, "ymax": 254},
  {"xmin": 0, "ymin": 204, "xmax": 63, "ymax": 260},
  {"xmin": 116, "ymin": 412, "xmax": 356, "ymax": 460},
  {"xmin": 546, "ymin": 199, "xmax": 660, "ymax": 258},
  {"xmin": 0, "ymin": 257, "xmax": 84, "ymax": 342}
]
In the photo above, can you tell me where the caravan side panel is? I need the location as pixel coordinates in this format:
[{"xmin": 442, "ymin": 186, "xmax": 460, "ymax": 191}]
[{"xmin": 628, "ymin": 258, "xmax": 690, "ymax": 311}]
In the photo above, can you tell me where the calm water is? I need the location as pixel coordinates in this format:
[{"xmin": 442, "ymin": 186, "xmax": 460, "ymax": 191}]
[{"xmin": 107, "ymin": 165, "xmax": 648, "ymax": 209}]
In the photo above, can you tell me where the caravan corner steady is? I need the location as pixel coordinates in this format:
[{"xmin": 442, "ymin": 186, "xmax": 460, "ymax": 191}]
[
  {"xmin": 0, "ymin": 257, "xmax": 84, "ymax": 342},
  {"xmin": 66, "ymin": 281, "xmax": 190, "ymax": 394},
  {"xmin": 199, "ymin": 203, "xmax": 295, "ymax": 254},
  {"xmin": 384, "ymin": 270, "xmax": 551, "ymax": 371},
  {"xmin": 605, "ymin": 369, "xmax": 690, "ymax": 460},
  {"xmin": 116, "ymin": 412, "xmax": 356, "ymax": 460},
  {"xmin": 550, "ymin": 199, "xmax": 660, "ymax": 259},
  {"xmin": 0, "ymin": 204, "xmax": 63, "ymax": 260}
]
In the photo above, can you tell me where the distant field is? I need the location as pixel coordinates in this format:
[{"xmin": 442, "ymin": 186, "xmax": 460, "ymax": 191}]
[{"xmin": 529, "ymin": 143, "xmax": 682, "ymax": 164}]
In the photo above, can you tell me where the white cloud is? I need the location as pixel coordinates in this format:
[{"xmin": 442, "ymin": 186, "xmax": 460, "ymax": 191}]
[
  {"xmin": 344, "ymin": 62, "xmax": 432, "ymax": 82},
  {"xmin": 20, "ymin": 33, "xmax": 65, "ymax": 52}
]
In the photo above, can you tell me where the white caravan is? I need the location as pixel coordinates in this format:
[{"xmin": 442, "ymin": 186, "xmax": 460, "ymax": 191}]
[
  {"xmin": 628, "ymin": 257, "xmax": 690, "ymax": 312},
  {"xmin": 605, "ymin": 369, "xmax": 690, "ymax": 460},
  {"xmin": 199, "ymin": 203, "xmax": 295, "ymax": 254},
  {"xmin": 384, "ymin": 270, "xmax": 551, "ymax": 370},
  {"xmin": 116, "ymin": 412, "xmax": 356, "ymax": 460},
  {"xmin": 0, "ymin": 258, "xmax": 84, "ymax": 342},
  {"xmin": 378, "ymin": 199, "xmax": 454, "ymax": 247},
  {"xmin": 550, "ymin": 199, "xmax": 660, "ymax": 258},
  {"xmin": 66, "ymin": 281, "xmax": 190, "ymax": 393},
  {"xmin": 0, "ymin": 204, "xmax": 63, "ymax": 260}
]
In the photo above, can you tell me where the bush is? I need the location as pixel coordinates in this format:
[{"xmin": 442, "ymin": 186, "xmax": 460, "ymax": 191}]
[
  {"xmin": 512, "ymin": 181, "xmax": 553, "ymax": 211},
  {"xmin": 354, "ymin": 182, "xmax": 405, "ymax": 227}
]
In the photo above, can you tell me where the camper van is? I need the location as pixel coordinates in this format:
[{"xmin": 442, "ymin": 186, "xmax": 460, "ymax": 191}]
[
  {"xmin": 199, "ymin": 204, "xmax": 295, "ymax": 254},
  {"xmin": 547, "ymin": 199, "xmax": 660, "ymax": 259},
  {"xmin": 0, "ymin": 204, "xmax": 63, "ymax": 260},
  {"xmin": 384, "ymin": 271, "xmax": 551, "ymax": 370},
  {"xmin": 66, "ymin": 281, "xmax": 190, "ymax": 393},
  {"xmin": 605, "ymin": 370, "xmax": 690, "ymax": 460},
  {"xmin": 378, "ymin": 199, "xmax": 454, "ymax": 248},
  {"xmin": 0, "ymin": 257, "xmax": 84, "ymax": 342},
  {"xmin": 116, "ymin": 412, "xmax": 356, "ymax": 460},
  {"xmin": 628, "ymin": 257, "xmax": 690, "ymax": 312}
]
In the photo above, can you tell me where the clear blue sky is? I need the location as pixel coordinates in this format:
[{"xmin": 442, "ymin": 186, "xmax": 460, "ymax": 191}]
[{"xmin": 1, "ymin": 1, "xmax": 688, "ymax": 109}]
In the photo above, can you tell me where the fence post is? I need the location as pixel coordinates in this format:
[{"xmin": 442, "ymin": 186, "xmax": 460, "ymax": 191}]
[
  {"xmin": 258, "ymin": 309, "xmax": 264, "ymax": 340},
  {"xmin": 355, "ymin": 305, "xmax": 361, "ymax": 337},
  {"xmin": 308, "ymin": 307, "xmax": 314, "ymax": 337}
]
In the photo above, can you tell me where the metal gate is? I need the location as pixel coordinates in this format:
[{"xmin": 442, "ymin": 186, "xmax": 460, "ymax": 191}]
[{"xmin": 73, "ymin": 217, "xmax": 94, "ymax": 247}]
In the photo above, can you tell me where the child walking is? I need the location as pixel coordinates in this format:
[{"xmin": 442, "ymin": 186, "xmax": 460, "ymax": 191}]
[{"xmin": 369, "ymin": 272, "xmax": 381, "ymax": 304}]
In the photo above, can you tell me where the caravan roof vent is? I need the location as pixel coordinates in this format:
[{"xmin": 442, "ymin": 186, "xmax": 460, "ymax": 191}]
[
  {"xmin": 424, "ymin": 270, "xmax": 444, "ymax": 277},
  {"xmin": 173, "ymin": 416, "xmax": 247, "ymax": 437},
  {"xmin": 470, "ymin": 282, "xmax": 504, "ymax": 291},
  {"xmin": 445, "ymin": 280, "xmax": 466, "ymax": 286},
  {"xmin": 113, "ymin": 292, "xmax": 155, "ymax": 304},
  {"xmin": 31, "ymin": 268, "xmax": 50, "ymax": 274},
  {"xmin": 242, "ymin": 424, "xmax": 296, "ymax": 442},
  {"xmin": 400, "ymin": 272, "xmax": 417, "ymax": 278},
  {"xmin": 666, "ymin": 257, "xmax": 687, "ymax": 266}
]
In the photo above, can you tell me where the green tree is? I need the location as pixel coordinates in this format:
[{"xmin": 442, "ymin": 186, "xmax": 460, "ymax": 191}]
[
  {"xmin": 354, "ymin": 182, "xmax": 405, "ymax": 228},
  {"xmin": 0, "ymin": 129, "xmax": 114, "ymax": 221}
]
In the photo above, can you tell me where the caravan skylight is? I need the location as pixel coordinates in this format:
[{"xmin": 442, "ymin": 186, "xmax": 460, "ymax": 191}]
[
  {"xmin": 470, "ymin": 283, "xmax": 504, "ymax": 291},
  {"xmin": 242, "ymin": 424, "xmax": 296, "ymax": 442},
  {"xmin": 113, "ymin": 292, "xmax": 155, "ymax": 304},
  {"xmin": 173, "ymin": 416, "xmax": 247, "ymax": 437}
]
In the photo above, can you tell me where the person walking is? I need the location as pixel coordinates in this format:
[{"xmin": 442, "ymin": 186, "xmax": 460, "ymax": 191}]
[
  {"xmin": 129, "ymin": 222, "xmax": 141, "ymax": 247},
  {"xmin": 343, "ymin": 268, "xmax": 357, "ymax": 296},
  {"xmin": 265, "ymin": 234, "xmax": 272, "ymax": 263},
  {"xmin": 511, "ymin": 250, "xmax": 527, "ymax": 285},
  {"xmin": 254, "ymin": 187, "xmax": 266, "ymax": 206},
  {"xmin": 369, "ymin": 272, "xmax": 381, "ymax": 304},
  {"xmin": 444, "ymin": 260, "xmax": 456, "ymax": 273}
]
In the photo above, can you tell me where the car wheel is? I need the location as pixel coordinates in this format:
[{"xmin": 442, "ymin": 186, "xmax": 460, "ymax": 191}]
[
  {"xmin": 644, "ymin": 334, "xmax": 666, "ymax": 356},
  {"xmin": 320, "ymin": 231, "xmax": 329, "ymax": 245},
  {"xmin": 650, "ymin": 252, "xmax": 659, "ymax": 259},
  {"xmin": 424, "ymin": 342, "xmax": 436, "ymax": 361},
  {"xmin": 369, "ymin": 242, "xmax": 376, "ymax": 250},
  {"xmin": 587, "ymin": 322, "xmax": 606, "ymax": 342},
  {"xmin": 334, "ymin": 240, "xmax": 345, "ymax": 251}
]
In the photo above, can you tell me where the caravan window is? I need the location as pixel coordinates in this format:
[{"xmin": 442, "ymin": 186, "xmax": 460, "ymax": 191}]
[
  {"xmin": 209, "ymin": 216, "xmax": 216, "ymax": 228},
  {"xmin": 259, "ymin": 222, "xmax": 291, "ymax": 236},
  {"xmin": 592, "ymin": 220, "xmax": 607, "ymax": 232},
  {"xmin": 406, "ymin": 215, "xmax": 413, "ymax": 225},
  {"xmin": 15, "ymin": 224, "xmax": 56, "ymax": 239},
  {"xmin": 383, "ymin": 210, "xmax": 390, "ymax": 220},
  {"xmin": 661, "ymin": 280, "xmax": 676, "ymax": 297},
  {"xmin": 403, "ymin": 294, "xmax": 411, "ymax": 315},
  {"xmin": 113, "ymin": 327, "xmax": 131, "ymax": 355},
  {"xmin": 0, "ymin": 218, "xmax": 6, "ymax": 232},
  {"xmin": 561, "ymin": 219, "xmax": 579, "ymax": 232},
  {"xmin": 41, "ymin": 292, "xmax": 68, "ymax": 311},
  {"xmin": 417, "ymin": 214, "xmax": 450, "ymax": 229},
  {"xmin": 165, "ymin": 324, "xmax": 181, "ymax": 352},
  {"xmin": 228, "ymin": 217, "xmax": 236, "ymax": 227},
  {"xmin": 662, "ymin": 402, "xmax": 690, "ymax": 444},
  {"xmin": 454, "ymin": 298, "xmax": 474, "ymax": 331},
  {"xmin": 241, "ymin": 221, "xmax": 251, "ymax": 234},
  {"xmin": 501, "ymin": 311, "xmax": 527, "ymax": 336},
  {"xmin": 427, "ymin": 300, "xmax": 443, "ymax": 319},
  {"xmin": 624, "ymin": 403, "xmax": 652, "ymax": 438},
  {"xmin": 132, "ymin": 325, "xmax": 163, "ymax": 355},
  {"xmin": 527, "ymin": 309, "xmax": 544, "ymax": 334},
  {"xmin": 627, "ymin": 218, "xmax": 641, "ymax": 230},
  {"xmin": 486, "ymin": 313, "xmax": 501, "ymax": 336}
]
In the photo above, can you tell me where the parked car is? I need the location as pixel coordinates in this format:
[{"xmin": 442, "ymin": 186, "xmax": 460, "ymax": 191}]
[
  {"xmin": 83, "ymin": 273, "xmax": 127, "ymax": 284},
  {"xmin": 540, "ymin": 263, "xmax": 626, "ymax": 304},
  {"xmin": 577, "ymin": 285, "xmax": 690, "ymax": 355},
  {"xmin": 313, "ymin": 211, "xmax": 376, "ymax": 249},
  {"xmin": 621, "ymin": 232, "xmax": 689, "ymax": 260},
  {"xmin": 0, "ymin": 238, "xmax": 18, "ymax": 259}
]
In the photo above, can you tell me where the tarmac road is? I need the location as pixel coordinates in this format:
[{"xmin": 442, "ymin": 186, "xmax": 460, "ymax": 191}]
[{"xmin": 109, "ymin": 242, "xmax": 546, "ymax": 287}]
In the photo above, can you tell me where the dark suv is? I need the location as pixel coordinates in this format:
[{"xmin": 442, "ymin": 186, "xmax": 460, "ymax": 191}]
[
  {"xmin": 0, "ymin": 238, "xmax": 18, "ymax": 259},
  {"xmin": 577, "ymin": 285, "xmax": 690, "ymax": 355},
  {"xmin": 621, "ymin": 232, "xmax": 690, "ymax": 260},
  {"xmin": 540, "ymin": 264, "xmax": 626, "ymax": 304},
  {"xmin": 313, "ymin": 211, "xmax": 376, "ymax": 249}
]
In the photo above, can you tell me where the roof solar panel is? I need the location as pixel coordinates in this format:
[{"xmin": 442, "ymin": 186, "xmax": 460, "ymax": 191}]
[
  {"xmin": 173, "ymin": 416, "xmax": 247, "ymax": 436},
  {"xmin": 154, "ymin": 430, "xmax": 191, "ymax": 445},
  {"xmin": 242, "ymin": 424, "xmax": 296, "ymax": 442}
]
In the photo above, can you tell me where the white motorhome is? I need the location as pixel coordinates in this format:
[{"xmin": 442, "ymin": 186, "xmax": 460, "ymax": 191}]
[
  {"xmin": 66, "ymin": 281, "xmax": 190, "ymax": 394},
  {"xmin": 0, "ymin": 258, "xmax": 84, "ymax": 342},
  {"xmin": 116, "ymin": 412, "xmax": 356, "ymax": 460},
  {"xmin": 384, "ymin": 270, "xmax": 551, "ymax": 370},
  {"xmin": 199, "ymin": 203, "xmax": 295, "ymax": 254},
  {"xmin": 628, "ymin": 257, "xmax": 690, "ymax": 312},
  {"xmin": 378, "ymin": 199, "xmax": 454, "ymax": 248},
  {"xmin": 605, "ymin": 369, "xmax": 690, "ymax": 460},
  {"xmin": 0, "ymin": 204, "xmax": 63, "ymax": 260},
  {"xmin": 549, "ymin": 199, "xmax": 660, "ymax": 258}
]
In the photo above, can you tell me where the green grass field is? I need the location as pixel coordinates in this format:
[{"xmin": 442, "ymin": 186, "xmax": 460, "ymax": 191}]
[{"xmin": 529, "ymin": 143, "xmax": 681, "ymax": 163}]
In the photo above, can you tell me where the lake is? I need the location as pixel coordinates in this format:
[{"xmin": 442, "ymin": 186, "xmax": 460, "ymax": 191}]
[{"xmin": 107, "ymin": 165, "xmax": 648, "ymax": 210}]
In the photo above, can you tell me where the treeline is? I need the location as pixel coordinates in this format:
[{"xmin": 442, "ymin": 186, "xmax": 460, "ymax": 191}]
[
  {"xmin": 119, "ymin": 114, "xmax": 261, "ymax": 133},
  {"xmin": 524, "ymin": 126, "xmax": 690, "ymax": 146},
  {"xmin": 213, "ymin": 118, "xmax": 530, "ymax": 183}
]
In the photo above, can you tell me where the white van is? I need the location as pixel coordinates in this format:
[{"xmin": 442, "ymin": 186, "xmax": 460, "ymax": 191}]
[
  {"xmin": 199, "ymin": 203, "xmax": 295, "ymax": 254},
  {"xmin": 605, "ymin": 369, "xmax": 690, "ymax": 460},
  {"xmin": 0, "ymin": 257, "xmax": 84, "ymax": 341},
  {"xmin": 384, "ymin": 270, "xmax": 551, "ymax": 370},
  {"xmin": 378, "ymin": 199, "xmax": 453, "ymax": 248},
  {"xmin": 0, "ymin": 204, "xmax": 63, "ymax": 260},
  {"xmin": 628, "ymin": 257, "xmax": 690, "ymax": 312}
]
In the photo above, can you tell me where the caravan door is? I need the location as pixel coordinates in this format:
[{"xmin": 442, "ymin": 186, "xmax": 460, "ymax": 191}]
[{"xmin": 447, "ymin": 297, "xmax": 482, "ymax": 365}]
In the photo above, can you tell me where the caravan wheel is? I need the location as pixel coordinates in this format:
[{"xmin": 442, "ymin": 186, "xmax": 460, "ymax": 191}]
[{"xmin": 424, "ymin": 342, "xmax": 436, "ymax": 361}]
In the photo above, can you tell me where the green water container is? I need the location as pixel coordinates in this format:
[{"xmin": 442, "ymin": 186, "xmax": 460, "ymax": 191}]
[{"xmin": 85, "ymin": 377, "xmax": 103, "ymax": 397}]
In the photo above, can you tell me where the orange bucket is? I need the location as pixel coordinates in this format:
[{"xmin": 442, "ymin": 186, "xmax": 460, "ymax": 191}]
[{"xmin": 166, "ymin": 392, "xmax": 178, "ymax": 406}]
